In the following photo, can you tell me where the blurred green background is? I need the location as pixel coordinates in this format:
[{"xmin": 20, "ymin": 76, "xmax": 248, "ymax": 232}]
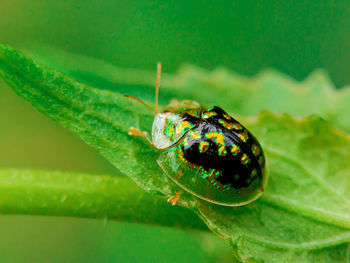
[{"xmin": 1, "ymin": 0, "xmax": 350, "ymax": 262}]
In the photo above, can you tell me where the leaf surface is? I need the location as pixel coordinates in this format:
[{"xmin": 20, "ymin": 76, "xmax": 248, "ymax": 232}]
[{"xmin": 1, "ymin": 44, "xmax": 350, "ymax": 262}]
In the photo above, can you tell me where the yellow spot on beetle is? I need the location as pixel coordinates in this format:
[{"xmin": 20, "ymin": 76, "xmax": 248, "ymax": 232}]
[
  {"xmin": 183, "ymin": 137, "xmax": 190, "ymax": 147},
  {"xmin": 203, "ymin": 111, "xmax": 218, "ymax": 119},
  {"xmin": 239, "ymin": 130, "xmax": 249, "ymax": 142},
  {"xmin": 199, "ymin": 141, "xmax": 210, "ymax": 153},
  {"xmin": 241, "ymin": 153, "xmax": 250, "ymax": 165},
  {"xmin": 252, "ymin": 144, "xmax": 261, "ymax": 156},
  {"xmin": 175, "ymin": 121, "xmax": 193, "ymax": 135},
  {"xmin": 188, "ymin": 130, "xmax": 201, "ymax": 139},
  {"xmin": 218, "ymin": 119, "xmax": 235, "ymax": 130},
  {"xmin": 218, "ymin": 147, "xmax": 227, "ymax": 156},
  {"xmin": 233, "ymin": 123, "xmax": 243, "ymax": 130},
  {"xmin": 206, "ymin": 132, "xmax": 227, "ymax": 156},
  {"xmin": 258, "ymin": 156, "xmax": 264, "ymax": 166},
  {"xmin": 223, "ymin": 113, "xmax": 232, "ymax": 120},
  {"xmin": 231, "ymin": 144, "xmax": 240, "ymax": 155},
  {"xmin": 206, "ymin": 132, "xmax": 224, "ymax": 144},
  {"xmin": 187, "ymin": 110, "xmax": 200, "ymax": 118}
]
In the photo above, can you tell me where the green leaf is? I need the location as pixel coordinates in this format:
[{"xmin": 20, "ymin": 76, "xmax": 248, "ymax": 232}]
[
  {"xmin": 25, "ymin": 46, "xmax": 350, "ymax": 134},
  {"xmin": 1, "ymin": 44, "xmax": 350, "ymax": 262}
]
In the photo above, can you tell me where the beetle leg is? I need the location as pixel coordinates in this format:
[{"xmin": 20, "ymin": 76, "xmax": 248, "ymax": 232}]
[
  {"xmin": 128, "ymin": 127, "xmax": 147, "ymax": 136},
  {"xmin": 176, "ymin": 172, "xmax": 183, "ymax": 180},
  {"xmin": 128, "ymin": 127, "xmax": 154, "ymax": 145},
  {"xmin": 167, "ymin": 191, "xmax": 182, "ymax": 206}
]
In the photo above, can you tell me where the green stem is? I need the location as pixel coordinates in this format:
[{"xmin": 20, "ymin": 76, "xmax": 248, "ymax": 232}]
[{"xmin": 0, "ymin": 168, "xmax": 207, "ymax": 231}]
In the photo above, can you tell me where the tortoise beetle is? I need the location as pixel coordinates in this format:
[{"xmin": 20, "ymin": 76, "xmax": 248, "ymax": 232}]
[{"xmin": 125, "ymin": 63, "xmax": 268, "ymax": 206}]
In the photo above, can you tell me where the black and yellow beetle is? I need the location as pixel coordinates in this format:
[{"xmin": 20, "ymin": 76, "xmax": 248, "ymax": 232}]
[{"xmin": 125, "ymin": 63, "xmax": 268, "ymax": 206}]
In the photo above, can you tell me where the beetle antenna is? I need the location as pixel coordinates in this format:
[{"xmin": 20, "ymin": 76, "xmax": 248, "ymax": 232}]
[
  {"xmin": 124, "ymin": 63, "xmax": 161, "ymax": 115},
  {"xmin": 124, "ymin": 95, "xmax": 156, "ymax": 114},
  {"xmin": 155, "ymin": 62, "xmax": 162, "ymax": 115}
]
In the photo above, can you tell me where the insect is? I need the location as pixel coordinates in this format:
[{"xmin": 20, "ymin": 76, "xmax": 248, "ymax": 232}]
[{"xmin": 125, "ymin": 63, "xmax": 268, "ymax": 206}]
